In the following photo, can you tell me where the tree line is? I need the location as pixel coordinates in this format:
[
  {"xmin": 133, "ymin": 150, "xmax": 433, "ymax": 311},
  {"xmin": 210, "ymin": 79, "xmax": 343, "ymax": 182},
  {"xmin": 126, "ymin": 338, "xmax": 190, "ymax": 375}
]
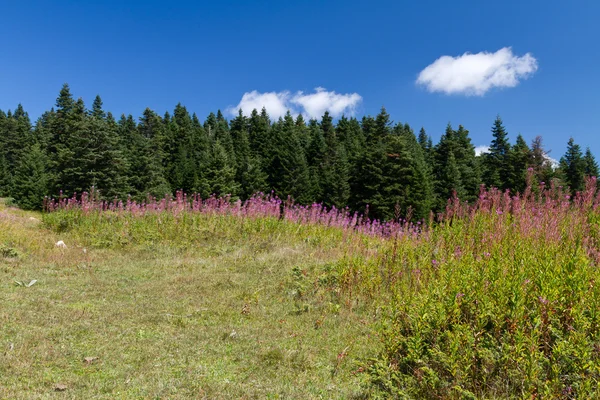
[{"xmin": 1, "ymin": 84, "xmax": 598, "ymax": 220}]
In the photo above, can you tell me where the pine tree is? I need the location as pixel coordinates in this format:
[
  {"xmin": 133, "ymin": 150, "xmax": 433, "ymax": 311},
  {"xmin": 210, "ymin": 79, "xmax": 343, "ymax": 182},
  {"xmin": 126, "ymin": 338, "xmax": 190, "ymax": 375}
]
[
  {"xmin": 433, "ymin": 124, "xmax": 465, "ymax": 210},
  {"xmin": 507, "ymin": 134, "xmax": 532, "ymax": 194},
  {"xmin": 306, "ymin": 118, "xmax": 327, "ymax": 199},
  {"xmin": 190, "ymin": 113, "xmax": 211, "ymax": 196},
  {"xmin": 91, "ymin": 95, "xmax": 106, "ymax": 119},
  {"xmin": 530, "ymin": 136, "xmax": 555, "ymax": 187},
  {"xmin": 378, "ymin": 126, "xmax": 419, "ymax": 220},
  {"xmin": 205, "ymin": 140, "xmax": 240, "ymax": 197},
  {"xmin": 0, "ymin": 104, "xmax": 33, "ymax": 194},
  {"xmin": 125, "ymin": 111, "xmax": 171, "ymax": 199},
  {"xmin": 12, "ymin": 143, "xmax": 49, "ymax": 210},
  {"xmin": 328, "ymin": 144, "xmax": 351, "ymax": 208},
  {"xmin": 454, "ymin": 125, "xmax": 481, "ymax": 201},
  {"xmin": 483, "ymin": 116, "xmax": 511, "ymax": 190},
  {"xmin": 0, "ymin": 153, "xmax": 10, "ymax": 197},
  {"xmin": 51, "ymin": 97, "xmax": 87, "ymax": 195},
  {"xmin": 583, "ymin": 147, "xmax": 599, "ymax": 177},
  {"xmin": 48, "ymin": 84, "xmax": 77, "ymax": 195},
  {"xmin": 417, "ymin": 127, "xmax": 433, "ymax": 163},
  {"xmin": 336, "ymin": 116, "xmax": 365, "ymax": 165},
  {"xmin": 265, "ymin": 112, "xmax": 311, "ymax": 203},
  {"xmin": 350, "ymin": 109, "xmax": 390, "ymax": 218},
  {"xmin": 315, "ymin": 111, "xmax": 351, "ymax": 207},
  {"xmin": 87, "ymin": 98, "xmax": 130, "ymax": 198},
  {"xmin": 50, "ymin": 91, "xmax": 129, "ymax": 199},
  {"xmin": 396, "ymin": 125, "xmax": 435, "ymax": 219},
  {"xmin": 215, "ymin": 110, "xmax": 235, "ymax": 159},
  {"xmin": 0, "ymin": 110, "xmax": 10, "ymax": 195},
  {"xmin": 295, "ymin": 114, "xmax": 310, "ymax": 151},
  {"xmin": 559, "ymin": 138, "xmax": 586, "ymax": 193},
  {"xmin": 230, "ymin": 109, "xmax": 267, "ymax": 198},
  {"xmin": 248, "ymin": 108, "xmax": 271, "ymax": 162},
  {"xmin": 167, "ymin": 105, "xmax": 199, "ymax": 192}
]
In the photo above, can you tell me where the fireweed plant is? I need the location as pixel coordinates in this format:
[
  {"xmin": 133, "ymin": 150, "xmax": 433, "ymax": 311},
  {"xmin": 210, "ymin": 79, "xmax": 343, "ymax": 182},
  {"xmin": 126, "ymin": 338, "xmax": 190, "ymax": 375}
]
[{"xmin": 43, "ymin": 176, "xmax": 600, "ymax": 398}]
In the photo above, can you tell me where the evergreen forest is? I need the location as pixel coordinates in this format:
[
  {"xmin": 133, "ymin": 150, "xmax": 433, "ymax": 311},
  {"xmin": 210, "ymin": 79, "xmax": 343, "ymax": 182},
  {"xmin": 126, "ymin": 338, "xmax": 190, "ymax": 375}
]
[{"xmin": 2, "ymin": 84, "xmax": 598, "ymax": 220}]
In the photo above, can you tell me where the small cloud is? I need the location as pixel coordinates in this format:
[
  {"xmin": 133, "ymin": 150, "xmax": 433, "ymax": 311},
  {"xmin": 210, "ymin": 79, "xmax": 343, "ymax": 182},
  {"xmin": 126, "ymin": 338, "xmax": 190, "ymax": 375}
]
[
  {"xmin": 544, "ymin": 153, "xmax": 559, "ymax": 169},
  {"xmin": 290, "ymin": 88, "xmax": 362, "ymax": 119},
  {"xmin": 417, "ymin": 47, "xmax": 538, "ymax": 96},
  {"xmin": 228, "ymin": 88, "xmax": 362, "ymax": 120},
  {"xmin": 474, "ymin": 145, "xmax": 489, "ymax": 156},
  {"xmin": 226, "ymin": 90, "xmax": 291, "ymax": 120}
]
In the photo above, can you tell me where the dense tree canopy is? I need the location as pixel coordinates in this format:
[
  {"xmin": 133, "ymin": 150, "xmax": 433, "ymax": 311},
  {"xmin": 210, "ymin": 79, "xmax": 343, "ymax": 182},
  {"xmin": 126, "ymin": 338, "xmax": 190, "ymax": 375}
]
[{"xmin": 0, "ymin": 84, "xmax": 597, "ymax": 218}]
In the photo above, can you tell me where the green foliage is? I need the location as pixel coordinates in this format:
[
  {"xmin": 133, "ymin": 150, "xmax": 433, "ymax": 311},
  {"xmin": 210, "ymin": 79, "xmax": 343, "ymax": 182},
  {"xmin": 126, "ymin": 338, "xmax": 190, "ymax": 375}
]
[
  {"xmin": 584, "ymin": 147, "xmax": 599, "ymax": 177},
  {"xmin": 12, "ymin": 144, "xmax": 49, "ymax": 210},
  {"xmin": 230, "ymin": 110, "xmax": 268, "ymax": 198},
  {"xmin": 1, "ymin": 84, "xmax": 599, "ymax": 226},
  {"xmin": 529, "ymin": 136, "xmax": 555, "ymax": 187},
  {"xmin": 126, "ymin": 111, "xmax": 171, "ymax": 199},
  {"xmin": 507, "ymin": 134, "xmax": 532, "ymax": 194},
  {"xmin": 206, "ymin": 140, "xmax": 240, "ymax": 197},
  {"xmin": 350, "ymin": 112, "xmax": 388, "ymax": 218},
  {"xmin": 48, "ymin": 92, "xmax": 129, "ymax": 199},
  {"xmin": 483, "ymin": 116, "xmax": 511, "ymax": 190},
  {"xmin": 559, "ymin": 137, "xmax": 586, "ymax": 193},
  {"xmin": 432, "ymin": 123, "xmax": 479, "ymax": 210},
  {"xmin": 265, "ymin": 112, "xmax": 311, "ymax": 203},
  {"xmin": 339, "ymin": 198, "xmax": 600, "ymax": 398}
]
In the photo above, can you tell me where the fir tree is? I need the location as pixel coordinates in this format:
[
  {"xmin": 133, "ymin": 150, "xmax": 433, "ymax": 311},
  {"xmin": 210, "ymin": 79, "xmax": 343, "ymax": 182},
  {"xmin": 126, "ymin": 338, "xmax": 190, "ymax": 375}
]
[
  {"xmin": 125, "ymin": 111, "xmax": 171, "ymax": 199},
  {"xmin": 507, "ymin": 134, "xmax": 532, "ymax": 194},
  {"xmin": 12, "ymin": 144, "xmax": 49, "ymax": 210},
  {"xmin": 484, "ymin": 116, "xmax": 511, "ymax": 190},
  {"xmin": 583, "ymin": 147, "xmax": 599, "ymax": 177},
  {"xmin": 305, "ymin": 119, "xmax": 327, "ymax": 201},
  {"xmin": 248, "ymin": 108, "xmax": 271, "ymax": 162},
  {"xmin": 381, "ymin": 131, "xmax": 415, "ymax": 220},
  {"xmin": 265, "ymin": 113, "xmax": 311, "ymax": 203},
  {"xmin": 396, "ymin": 125, "xmax": 435, "ymax": 219},
  {"xmin": 328, "ymin": 144, "xmax": 351, "ymax": 208},
  {"xmin": 295, "ymin": 114, "xmax": 310, "ymax": 151},
  {"xmin": 0, "ymin": 104, "xmax": 33, "ymax": 192},
  {"xmin": 559, "ymin": 138, "xmax": 586, "ymax": 193},
  {"xmin": 206, "ymin": 140, "xmax": 240, "ymax": 197},
  {"xmin": 336, "ymin": 116, "xmax": 365, "ymax": 164},
  {"xmin": 91, "ymin": 95, "xmax": 106, "ymax": 119},
  {"xmin": 230, "ymin": 110, "xmax": 267, "ymax": 198},
  {"xmin": 50, "ymin": 91, "xmax": 129, "ymax": 198},
  {"xmin": 417, "ymin": 127, "xmax": 433, "ymax": 163},
  {"xmin": 215, "ymin": 110, "xmax": 235, "ymax": 159},
  {"xmin": 530, "ymin": 136, "xmax": 555, "ymax": 186},
  {"xmin": 0, "ymin": 153, "xmax": 10, "ymax": 197},
  {"xmin": 350, "ymin": 109, "xmax": 390, "ymax": 218},
  {"xmin": 454, "ymin": 125, "xmax": 481, "ymax": 201},
  {"xmin": 433, "ymin": 124, "xmax": 465, "ymax": 210}
]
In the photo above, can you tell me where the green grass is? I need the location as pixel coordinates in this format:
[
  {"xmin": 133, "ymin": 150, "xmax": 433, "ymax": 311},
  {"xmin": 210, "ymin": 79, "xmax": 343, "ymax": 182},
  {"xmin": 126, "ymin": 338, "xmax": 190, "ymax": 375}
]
[
  {"xmin": 0, "ymin": 203, "xmax": 379, "ymax": 399},
  {"xmin": 3, "ymin": 187, "xmax": 600, "ymax": 399}
]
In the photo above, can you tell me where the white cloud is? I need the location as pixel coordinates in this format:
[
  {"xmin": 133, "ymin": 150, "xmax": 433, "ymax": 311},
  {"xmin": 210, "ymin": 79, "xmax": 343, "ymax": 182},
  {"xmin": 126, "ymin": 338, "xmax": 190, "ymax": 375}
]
[
  {"xmin": 544, "ymin": 153, "xmax": 559, "ymax": 169},
  {"xmin": 417, "ymin": 47, "xmax": 538, "ymax": 96},
  {"xmin": 290, "ymin": 87, "xmax": 362, "ymax": 119},
  {"xmin": 227, "ymin": 90, "xmax": 292, "ymax": 120},
  {"xmin": 475, "ymin": 145, "xmax": 558, "ymax": 168},
  {"xmin": 474, "ymin": 145, "xmax": 489, "ymax": 156},
  {"xmin": 227, "ymin": 88, "xmax": 362, "ymax": 120}
]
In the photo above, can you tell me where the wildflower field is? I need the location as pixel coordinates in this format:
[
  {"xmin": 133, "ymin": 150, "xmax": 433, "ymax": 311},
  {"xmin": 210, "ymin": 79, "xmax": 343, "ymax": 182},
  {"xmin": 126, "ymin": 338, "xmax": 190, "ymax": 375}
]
[{"xmin": 2, "ymin": 180, "xmax": 600, "ymax": 398}]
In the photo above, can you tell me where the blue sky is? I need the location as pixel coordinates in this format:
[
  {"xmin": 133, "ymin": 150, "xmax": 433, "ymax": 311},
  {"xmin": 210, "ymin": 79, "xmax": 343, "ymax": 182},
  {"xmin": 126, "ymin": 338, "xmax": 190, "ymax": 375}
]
[{"xmin": 1, "ymin": 0, "xmax": 599, "ymax": 159}]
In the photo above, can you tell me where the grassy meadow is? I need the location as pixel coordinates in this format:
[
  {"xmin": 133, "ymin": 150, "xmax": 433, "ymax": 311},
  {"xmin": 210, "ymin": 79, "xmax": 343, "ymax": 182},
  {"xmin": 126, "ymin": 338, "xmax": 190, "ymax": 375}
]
[{"xmin": 2, "ymin": 180, "xmax": 600, "ymax": 398}]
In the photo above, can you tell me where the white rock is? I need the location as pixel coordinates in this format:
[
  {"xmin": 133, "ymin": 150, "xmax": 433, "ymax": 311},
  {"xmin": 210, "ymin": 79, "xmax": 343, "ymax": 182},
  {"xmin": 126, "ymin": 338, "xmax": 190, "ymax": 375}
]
[{"xmin": 55, "ymin": 240, "xmax": 67, "ymax": 249}]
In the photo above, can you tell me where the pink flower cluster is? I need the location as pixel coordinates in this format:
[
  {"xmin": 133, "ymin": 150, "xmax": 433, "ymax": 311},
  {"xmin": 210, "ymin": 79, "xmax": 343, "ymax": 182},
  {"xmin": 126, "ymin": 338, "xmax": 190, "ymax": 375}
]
[
  {"xmin": 43, "ymin": 176, "xmax": 600, "ymax": 252},
  {"xmin": 44, "ymin": 190, "xmax": 422, "ymax": 238}
]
